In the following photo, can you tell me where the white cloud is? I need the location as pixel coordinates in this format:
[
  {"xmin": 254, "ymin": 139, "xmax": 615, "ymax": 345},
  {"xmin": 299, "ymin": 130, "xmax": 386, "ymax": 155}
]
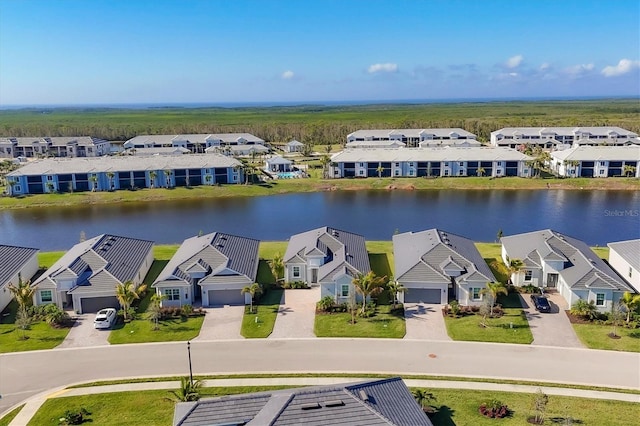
[
  {"xmin": 281, "ymin": 70, "xmax": 294, "ymax": 80},
  {"xmin": 601, "ymin": 59, "xmax": 640, "ymax": 77},
  {"xmin": 505, "ymin": 55, "xmax": 523, "ymax": 69},
  {"xmin": 539, "ymin": 62, "xmax": 550, "ymax": 71},
  {"xmin": 564, "ymin": 63, "xmax": 594, "ymax": 77},
  {"xmin": 367, "ymin": 63, "xmax": 398, "ymax": 74}
]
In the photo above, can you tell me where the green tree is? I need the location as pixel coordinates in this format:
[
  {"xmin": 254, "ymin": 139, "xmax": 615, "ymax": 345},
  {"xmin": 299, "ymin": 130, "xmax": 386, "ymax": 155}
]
[
  {"xmin": 149, "ymin": 170, "xmax": 157, "ymax": 189},
  {"xmin": 204, "ymin": 174, "xmax": 212, "ymax": 185},
  {"xmin": 610, "ymin": 302, "xmax": 625, "ymax": 338},
  {"xmin": 352, "ymin": 271, "xmax": 386, "ymax": 315},
  {"xmin": 8, "ymin": 275, "xmax": 37, "ymax": 312},
  {"xmin": 570, "ymin": 299, "xmax": 598, "ymax": 320},
  {"xmin": 269, "ymin": 253, "xmax": 284, "ymax": 285},
  {"xmin": 115, "ymin": 281, "xmax": 147, "ymax": 321},
  {"xmin": 481, "ymin": 281, "xmax": 508, "ymax": 316},
  {"xmin": 620, "ymin": 291, "xmax": 640, "ymax": 324},
  {"xmin": 477, "ymin": 167, "xmax": 486, "ymax": 177},
  {"xmin": 412, "ymin": 388, "xmax": 437, "ymax": 413},
  {"xmin": 241, "ymin": 283, "xmax": 263, "ymax": 313},
  {"xmin": 46, "ymin": 181, "xmax": 55, "ymax": 193},
  {"xmin": 376, "ymin": 163, "xmax": 384, "ymax": 178},
  {"xmin": 89, "ymin": 175, "xmax": 98, "ymax": 191},
  {"xmin": 496, "ymin": 228, "xmax": 503, "ymax": 242},
  {"xmin": 148, "ymin": 293, "xmax": 167, "ymax": 330},
  {"xmin": 530, "ymin": 389, "xmax": 549, "ymax": 424},
  {"xmin": 319, "ymin": 155, "xmax": 331, "ymax": 179},
  {"xmin": 623, "ymin": 165, "xmax": 636, "ymax": 177},
  {"xmin": 507, "ymin": 258, "xmax": 525, "ymax": 285},
  {"xmin": 387, "ymin": 279, "xmax": 406, "ymax": 309},
  {"xmin": 168, "ymin": 376, "xmax": 202, "ymax": 402},
  {"xmin": 106, "ymin": 171, "xmax": 115, "ymax": 190}
]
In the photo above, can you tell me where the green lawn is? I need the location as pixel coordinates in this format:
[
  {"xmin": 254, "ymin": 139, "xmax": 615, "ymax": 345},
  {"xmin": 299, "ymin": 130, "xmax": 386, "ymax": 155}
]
[
  {"xmin": 444, "ymin": 293, "xmax": 533, "ymax": 344},
  {"xmin": 314, "ymin": 305, "xmax": 405, "ymax": 338},
  {"xmin": 0, "ymin": 301, "xmax": 71, "ymax": 353},
  {"xmin": 153, "ymin": 245, "xmax": 179, "ymax": 260},
  {"xmin": 241, "ymin": 288, "xmax": 283, "ymax": 338},
  {"xmin": 0, "ymin": 404, "xmax": 23, "ymax": 426},
  {"xmin": 572, "ymin": 323, "xmax": 640, "ymax": 352},
  {"xmin": 108, "ymin": 315, "xmax": 205, "ymax": 344},
  {"xmin": 37, "ymin": 251, "xmax": 65, "ymax": 268}
]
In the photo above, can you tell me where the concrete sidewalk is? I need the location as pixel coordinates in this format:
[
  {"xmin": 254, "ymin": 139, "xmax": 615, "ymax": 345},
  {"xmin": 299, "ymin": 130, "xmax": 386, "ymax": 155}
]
[{"xmin": 7, "ymin": 376, "xmax": 640, "ymax": 425}]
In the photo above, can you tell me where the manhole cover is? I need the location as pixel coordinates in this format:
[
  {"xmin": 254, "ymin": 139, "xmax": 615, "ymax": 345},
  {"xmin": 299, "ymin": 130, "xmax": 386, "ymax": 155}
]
[{"xmin": 428, "ymin": 353, "xmax": 437, "ymax": 358}]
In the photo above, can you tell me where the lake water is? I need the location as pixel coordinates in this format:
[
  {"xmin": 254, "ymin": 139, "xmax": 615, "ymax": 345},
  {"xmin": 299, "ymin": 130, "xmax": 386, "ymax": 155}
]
[{"xmin": 1, "ymin": 190, "xmax": 638, "ymax": 251}]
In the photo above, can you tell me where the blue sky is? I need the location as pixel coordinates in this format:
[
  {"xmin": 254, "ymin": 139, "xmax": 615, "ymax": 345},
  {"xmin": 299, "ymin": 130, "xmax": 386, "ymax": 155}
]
[{"xmin": 1, "ymin": 0, "xmax": 639, "ymax": 105}]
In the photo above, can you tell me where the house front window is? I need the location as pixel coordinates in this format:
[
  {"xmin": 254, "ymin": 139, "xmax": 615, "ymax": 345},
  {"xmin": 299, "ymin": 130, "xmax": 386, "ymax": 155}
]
[
  {"xmin": 524, "ymin": 270, "xmax": 532, "ymax": 281},
  {"xmin": 471, "ymin": 288, "xmax": 482, "ymax": 301},
  {"xmin": 40, "ymin": 290, "xmax": 52, "ymax": 303},
  {"xmin": 292, "ymin": 266, "xmax": 301, "ymax": 278},
  {"xmin": 595, "ymin": 293, "xmax": 605, "ymax": 306},
  {"xmin": 164, "ymin": 289, "xmax": 180, "ymax": 301},
  {"xmin": 341, "ymin": 284, "xmax": 349, "ymax": 297}
]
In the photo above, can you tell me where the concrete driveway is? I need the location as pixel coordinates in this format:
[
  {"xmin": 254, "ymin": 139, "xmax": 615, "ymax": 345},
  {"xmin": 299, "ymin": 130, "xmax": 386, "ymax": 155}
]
[
  {"xmin": 56, "ymin": 313, "xmax": 111, "ymax": 348},
  {"xmin": 404, "ymin": 303, "xmax": 451, "ymax": 340},
  {"xmin": 194, "ymin": 305, "xmax": 244, "ymax": 340},
  {"xmin": 521, "ymin": 292, "xmax": 583, "ymax": 348},
  {"xmin": 270, "ymin": 287, "xmax": 320, "ymax": 338}
]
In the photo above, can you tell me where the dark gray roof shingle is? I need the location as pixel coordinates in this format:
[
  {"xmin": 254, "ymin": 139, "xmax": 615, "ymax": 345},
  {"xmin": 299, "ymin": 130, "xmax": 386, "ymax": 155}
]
[{"xmin": 0, "ymin": 245, "xmax": 39, "ymax": 287}]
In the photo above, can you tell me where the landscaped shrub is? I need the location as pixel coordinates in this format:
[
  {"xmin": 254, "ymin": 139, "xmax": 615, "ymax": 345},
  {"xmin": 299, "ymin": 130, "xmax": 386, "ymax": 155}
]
[
  {"xmin": 359, "ymin": 301, "xmax": 377, "ymax": 318},
  {"xmin": 283, "ymin": 281, "xmax": 309, "ymax": 289},
  {"xmin": 317, "ymin": 296, "xmax": 335, "ymax": 313},
  {"xmin": 157, "ymin": 306, "xmax": 205, "ymax": 320},
  {"xmin": 478, "ymin": 399, "xmax": 509, "ymax": 418},
  {"xmin": 30, "ymin": 304, "xmax": 73, "ymax": 327},
  {"xmin": 449, "ymin": 300, "xmax": 461, "ymax": 317},
  {"xmin": 520, "ymin": 284, "xmax": 541, "ymax": 294},
  {"xmin": 181, "ymin": 304, "xmax": 194, "ymax": 316},
  {"xmin": 59, "ymin": 407, "xmax": 90, "ymax": 425}
]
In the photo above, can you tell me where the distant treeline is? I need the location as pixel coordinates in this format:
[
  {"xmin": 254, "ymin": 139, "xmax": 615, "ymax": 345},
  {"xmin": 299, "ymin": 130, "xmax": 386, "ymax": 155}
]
[{"xmin": 1, "ymin": 100, "xmax": 639, "ymax": 144}]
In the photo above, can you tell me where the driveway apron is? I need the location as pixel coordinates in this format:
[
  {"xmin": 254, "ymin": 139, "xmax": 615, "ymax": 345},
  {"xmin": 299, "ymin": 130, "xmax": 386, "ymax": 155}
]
[
  {"xmin": 194, "ymin": 305, "xmax": 244, "ymax": 340},
  {"xmin": 56, "ymin": 313, "xmax": 110, "ymax": 348},
  {"xmin": 270, "ymin": 287, "xmax": 320, "ymax": 338},
  {"xmin": 404, "ymin": 303, "xmax": 451, "ymax": 340},
  {"xmin": 521, "ymin": 292, "xmax": 583, "ymax": 348}
]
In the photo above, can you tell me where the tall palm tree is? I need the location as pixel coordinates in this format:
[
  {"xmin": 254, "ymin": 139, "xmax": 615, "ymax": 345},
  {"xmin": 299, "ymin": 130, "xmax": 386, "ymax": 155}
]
[
  {"xmin": 115, "ymin": 281, "xmax": 147, "ymax": 321},
  {"xmin": 163, "ymin": 170, "xmax": 172, "ymax": 188},
  {"xmin": 89, "ymin": 175, "xmax": 98, "ymax": 191},
  {"xmin": 352, "ymin": 271, "xmax": 387, "ymax": 315},
  {"xmin": 241, "ymin": 283, "xmax": 263, "ymax": 313},
  {"xmin": 476, "ymin": 167, "xmax": 486, "ymax": 177},
  {"xmin": 376, "ymin": 164, "xmax": 384, "ymax": 178},
  {"xmin": 507, "ymin": 258, "xmax": 525, "ymax": 285},
  {"xmin": 620, "ymin": 291, "xmax": 640, "ymax": 324},
  {"xmin": 269, "ymin": 254, "xmax": 284, "ymax": 285},
  {"xmin": 319, "ymin": 155, "xmax": 331, "ymax": 179},
  {"xmin": 149, "ymin": 170, "xmax": 157, "ymax": 189},
  {"xmin": 412, "ymin": 388, "xmax": 436, "ymax": 412},
  {"xmin": 106, "ymin": 171, "xmax": 115, "ymax": 190},
  {"xmin": 8, "ymin": 275, "xmax": 37, "ymax": 311},
  {"xmin": 481, "ymin": 281, "xmax": 508, "ymax": 316},
  {"xmin": 623, "ymin": 165, "xmax": 636, "ymax": 177},
  {"xmin": 387, "ymin": 279, "xmax": 406, "ymax": 309}
]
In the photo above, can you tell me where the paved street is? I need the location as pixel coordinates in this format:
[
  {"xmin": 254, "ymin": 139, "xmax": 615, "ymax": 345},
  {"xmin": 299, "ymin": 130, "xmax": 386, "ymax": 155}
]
[
  {"xmin": 404, "ymin": 303, "xmax": 451, "ymax": 340},
  {"xmin": 269, "ymin": 288, "xmax": 319, "ymax": 338},
  {"xmin": 56, "ymin": 313, "xmax": 111, "ymax": 349},
  {"xmin": 1, "ymin": 339, "xmax": 638, "ymax": 414}
]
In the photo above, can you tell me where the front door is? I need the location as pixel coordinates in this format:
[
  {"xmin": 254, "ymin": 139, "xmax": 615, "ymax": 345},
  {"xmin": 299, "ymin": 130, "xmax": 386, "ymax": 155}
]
[
  {"xmin": 546, "ymin": 273, "xmax": 558, "ymax": 288},
  {"xmin": 311, "ymin": 269, "xmax": 318, "ymax": 284}
]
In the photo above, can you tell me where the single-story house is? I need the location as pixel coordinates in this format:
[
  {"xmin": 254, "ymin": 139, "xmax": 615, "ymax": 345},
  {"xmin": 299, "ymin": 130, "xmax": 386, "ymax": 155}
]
[
  {"xmin": 501, "ymin": 229, "xmax": 633, "ymax": 311},
  {"xmin": 31, "ymin": 234, "xmax": 154, "ymax": 313},
  {"xmin": 329, "ymin": 147, "xmax": 533, "ymax": 178},
  {"xmin": 284, "ymin": 227, "xmax": 371, "ymax": 302},
  {"xmin": 607, "ymin": 239, "xmax": 640, "ymax": 293},
  {"xmin": 393, "ymin": 229, "xmax": 496, "ymax": 305},
  {"xmin": 265, "ymin": 156, "xmax": 293, "ymax": 173},
  {"xmin": 284, "ymin": 139, "xmax": 305, "ymax": 153},
  {"xmin": 0, "ymin": 245, "xmax": 40, "ymax": 313},
  {"xmin": 549, "ymin": 145, "xmax": 640, "ymax": 178},
  {"xmin": 152, "ymin": 232, "xmax": 259, "ymax": 307},
  {"xmin": 173, "ymin": 377, "xmax": 432, "ymax": 426}
]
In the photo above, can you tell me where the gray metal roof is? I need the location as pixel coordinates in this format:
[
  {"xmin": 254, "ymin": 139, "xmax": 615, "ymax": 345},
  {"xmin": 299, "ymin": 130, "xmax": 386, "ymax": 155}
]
[
  {"xmin": 502, "ymin": 230, "xmax": 632, "ymax": 292},
  {"xmin": 393, "ymin": 229, "xmax": 495, "ymax": 284},
  {"xmin": 33, "ymin": 234, "xmax": 153, "ymax": 294},
  {"xmin": 266, "ymin": 156, "xmax": 293, "ymax": 165},
  {"xmin": 7, "ymin": 154, "xmax": 241, "ymax": 177},
  {"xmin": 331, "ymin": 147, "xmax": 532, "ymax": 163},
  {"xmin": 608, "ymin": 239, "xmax": 640, "ymax": 272},
  {"xmin": 153, "ymin": 232, "xmax": 259, "ymax": 289},
  {"xmin": 348, "ymin": 128, "xmax": 477, "ymax": 139},
  {"xmin": 173, "ymin": 377, "xmax": 432, "ymax": 426},
  {"xmin": 284, "ymin": 227, "xmax": 371, "ymax": 282},
  {"xmin": 0, "ymin": 245, "xmax": 39, "ymax": 287},
  {"xmin": 286, "ymin": 140, "xmax": 304, "ymax": 146},
  {"xmin": 491, "ymin": 126, "xmax": 638, "ymax": 138},
  {"xmin": 125, "ymin": 133, "xmax": 265, "ymax": 146},
  {"xmin": 0, "ymin": 136, "xmax": 108, "ymax": 147},
  {"xmin": 550, "ymin": 145, "xmax": 640, "ymax": 161}
]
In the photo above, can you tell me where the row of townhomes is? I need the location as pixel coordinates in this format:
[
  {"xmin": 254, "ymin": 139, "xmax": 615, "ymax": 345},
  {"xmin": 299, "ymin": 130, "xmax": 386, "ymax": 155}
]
[
  {"xmin": 490, "ymin": 126, "xmax": 640, "ymax": 149},
  {"xmin": 346, "ymin": 128, "xmax": 480, "ymax": 148},
  {"xmin": 124, "ymin": 133, "xmax": 267, "ymax": 156},
  {"xmin": 0, "ymin": 136, "xmax": 110, "ymax": 158},
  {"xmin": 2, "ymin": 230, "xmax": 636, "ymax": 315},
  {"xmin": 549, "ymin": 145, "xmax": 640, "ymax": 178},
  {"xmin": 6, "ymin": 154, "xmax": 243, "ymax": 195}
]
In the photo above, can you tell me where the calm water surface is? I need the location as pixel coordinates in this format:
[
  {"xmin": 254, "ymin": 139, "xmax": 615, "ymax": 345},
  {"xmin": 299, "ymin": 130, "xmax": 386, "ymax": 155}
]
[{"xmin": 1, "ymin": 190, "xmax": 638, "ymax": 251}]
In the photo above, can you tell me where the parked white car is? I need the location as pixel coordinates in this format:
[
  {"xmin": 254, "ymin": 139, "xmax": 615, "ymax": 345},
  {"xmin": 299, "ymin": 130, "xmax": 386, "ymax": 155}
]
[{"xmin": 94, "ymin": 308, "xmax": 117, "ymax": 329}]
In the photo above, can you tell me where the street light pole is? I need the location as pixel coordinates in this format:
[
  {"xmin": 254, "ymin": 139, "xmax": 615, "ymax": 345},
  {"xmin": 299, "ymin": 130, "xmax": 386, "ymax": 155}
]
[{"xmin": 187, "ymin": 341, "xmax": 193, "ymax": 386}]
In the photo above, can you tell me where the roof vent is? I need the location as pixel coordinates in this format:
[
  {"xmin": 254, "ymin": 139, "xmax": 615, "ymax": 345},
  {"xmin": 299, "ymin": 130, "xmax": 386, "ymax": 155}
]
[
  {"xmin": 216, "ymin": 244, "xmax": 224, "ymax": 248},
  {"xmin": 324, "ymin": 400, "xmax": 345, "ymax": 407},
  {"xmin": 358, "ymin": 390, "xmax": 369, "ymax": 402},
  {"xmin": 300, "ymin": 402, "xmax": 321, "ymax": 410}
]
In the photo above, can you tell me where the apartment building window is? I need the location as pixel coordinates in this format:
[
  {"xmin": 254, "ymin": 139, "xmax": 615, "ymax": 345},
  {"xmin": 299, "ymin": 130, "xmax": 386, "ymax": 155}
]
[
  {"xmin": 595, "ymin": 293, "xmax": 605, "ymax": 306},
  {"xmin": 359, "ymin": 170, "xmax": 364, "ymax": 176},
  {"xmin": 459, "ymin": 162, "xmax": 464, "ymax": 167},
  {"xmin": 359, "ymin": 163, "xmax": 365, "ymax": 167},
  {"xmin": 292, "ymin": 266, "xmax": 301, "ymax": 278},
  {"xmin": 394, "ymin": 170, "xmax": 400, "ymax": 176}
]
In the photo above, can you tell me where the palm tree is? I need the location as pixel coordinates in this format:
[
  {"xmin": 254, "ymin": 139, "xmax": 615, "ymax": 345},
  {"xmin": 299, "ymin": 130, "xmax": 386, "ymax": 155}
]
[
  {"xmin": 115, "ymin": 281, "xmax": 147, "ymax": 321},
  {"xmin": 507, "ymin": 258, "xmax": 525, "ymax": 285},
  {"xmin": 204, "ymin": 174, "xmax": 212, "ymax": 185},
  {"xmin": 148, "ymin": 293, "xmax": 167, "ymax": 330},
  {"xmin": 319, "ymin": 155, "xmax": 331, "ymax": 179},
  {"xmin": 8, "ymin": 275, "xmax": 37, "ymax": 312},
  {"xmin": 570, "ymin": 299, "xmax": 598, "ymax": 320},
  {"xmin": 163, "ymin": 170, "xmax": 172, "ymax": 188},
  {"xmin": 269, "ymin": 254, "xmax": 284, "ymax": 285},
  {"xmin": 352, "ymin": 271, "xmax": 387, "ymax": 315},
  {"xmin": 149, "ymin": 170, "xmax": 157, "ymax": 189},
  {"xmin": 481, "ymin": 281, "xmax": 508, "ymax": 316},
  {"xmin": 168, "ymin": 376, "xmax": 202, "ymax": 402},
  {"xmin": 387, "ymin": 279, "xmax": 406, "ymax": 309},
  {"xmin": 620, "ymin": 291, "xmax": 640, "ymax": 324},
  {"xmin": 106, "ymin": 171, "xmax": 115, "ymax": 190},
  {"xmin": 241, "ymin": 283, "xmax": 263, "ymax": 313},
  {"xmin": 88, "ymin": 175, "xmax": 98, "ymax": 191},
  {"xmin": 412, "ymin": 388, "xmax": 436, "ymax": 413},
  {"xmin": 623, "ymin": 165, "xmax": 636, "ymax": 177},
  {"xmin": 376, "ymin": 163, "xmax": 384, "ymax": 178},
  {"xmin": 476, "ymin": 167, "xmax": 486, "ymax": 177}
]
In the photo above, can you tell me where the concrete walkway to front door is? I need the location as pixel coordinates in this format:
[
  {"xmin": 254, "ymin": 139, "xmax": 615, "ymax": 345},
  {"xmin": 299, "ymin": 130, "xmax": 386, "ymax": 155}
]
[
  {"xmin": 57, "ymin": 313, "xmax": 111, "ymax": 348},
  {"xmin": 403, "ymin": 303, "xmax": 451, "ymax": 340},
  {"xmin": 269, "ymin": 287, "xmax": 320, "ymax": 339}
]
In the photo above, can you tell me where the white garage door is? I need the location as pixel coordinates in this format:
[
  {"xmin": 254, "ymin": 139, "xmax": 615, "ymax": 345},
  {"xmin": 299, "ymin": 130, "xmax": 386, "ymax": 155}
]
[
  {"xmin": 405, "ymin": 288, "xmax": 441, "ymax": 304},
  {"xmin": 207, "ymin": 289, "xmax": 244, "ymax": 306}
]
